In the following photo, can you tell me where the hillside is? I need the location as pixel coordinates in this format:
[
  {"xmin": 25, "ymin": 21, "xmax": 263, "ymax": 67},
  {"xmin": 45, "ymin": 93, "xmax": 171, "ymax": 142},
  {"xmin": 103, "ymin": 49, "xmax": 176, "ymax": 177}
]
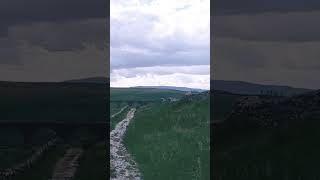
[
  {"xmin": 134, "ymin": 86, "xmax": 206, "ymax": 92},
  {"xmin": 214, "ymin": 89, "xmax": 320, "ymax": 179},
  {"xmin": 64, "ymin": 77, "xmax": 109, "ymax": 84},
  {"xmin": 123, "ymin": 93, "xmax": 210, "ymax": 180},
  {"xmin": 212, "ymin": 80, "xmax": 311, "ymax": 96}
]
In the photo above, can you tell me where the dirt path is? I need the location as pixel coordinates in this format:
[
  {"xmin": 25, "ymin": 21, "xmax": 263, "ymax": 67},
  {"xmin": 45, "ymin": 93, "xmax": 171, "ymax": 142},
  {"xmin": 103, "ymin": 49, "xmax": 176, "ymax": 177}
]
[
  {"xmin": 110, "ymin": 108, "xmax": 142, "ymax": 180},
  {"xmin": 111, "ymin": 105, "xmax": 129, "ymax": 118},
  {"xmin": 49, "ymin": 148, "xmax": 83, "ymax": 180}
]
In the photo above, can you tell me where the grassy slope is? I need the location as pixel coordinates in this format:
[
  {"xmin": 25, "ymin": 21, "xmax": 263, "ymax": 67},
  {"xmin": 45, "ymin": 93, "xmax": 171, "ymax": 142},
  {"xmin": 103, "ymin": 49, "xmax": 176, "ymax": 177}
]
[
  {"xmin": 214, "ymin": 92, "xmax": 320, "ymax": 179},
  {"xmin": 124, "ymin": 98, "xmax": 210, "ymax": 180}
]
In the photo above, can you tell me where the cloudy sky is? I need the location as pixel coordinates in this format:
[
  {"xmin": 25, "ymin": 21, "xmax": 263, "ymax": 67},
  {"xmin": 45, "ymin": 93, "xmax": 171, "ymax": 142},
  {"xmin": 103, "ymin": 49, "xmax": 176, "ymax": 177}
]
[
  {"xmin": 213, "ymin": 0, "xmax": 320, "ymax": 89},
  {"xmin": 0, "ymin": 0, "xmax": 108, "ymax": 82},
  {"xmin": 110, "ymin": 0, "xmax": 210, "ymax": 89}
]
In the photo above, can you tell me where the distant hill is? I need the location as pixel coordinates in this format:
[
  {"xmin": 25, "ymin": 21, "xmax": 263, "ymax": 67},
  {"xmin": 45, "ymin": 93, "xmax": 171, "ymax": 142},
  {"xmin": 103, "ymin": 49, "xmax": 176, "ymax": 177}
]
[
  {"xmin": 134, "ymin": 86, "xmax": 206, "ymax": 92},
  {"xmin": 212, "ymin": 80, "xmax": 312, "ymax": 96},
  {"xmin": 65, "ymin": 77, "xmax": 109, "ymax": 84},
  {"xmin": 110, "ymin": 87, "xmax": 185, "ymax": 102}
]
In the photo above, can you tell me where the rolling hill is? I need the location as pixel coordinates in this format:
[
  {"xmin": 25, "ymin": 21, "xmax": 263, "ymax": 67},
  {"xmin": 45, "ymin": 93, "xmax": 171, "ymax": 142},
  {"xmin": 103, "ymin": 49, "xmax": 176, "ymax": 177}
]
[{"xmin": 212, "ymin": 80, "xmax": 312, "ymax": 96}]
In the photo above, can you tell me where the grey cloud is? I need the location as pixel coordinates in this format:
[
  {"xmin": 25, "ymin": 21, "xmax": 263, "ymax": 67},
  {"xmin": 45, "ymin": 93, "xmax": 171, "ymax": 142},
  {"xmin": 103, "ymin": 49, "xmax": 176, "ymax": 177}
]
[
  {"xmin": 213, "ymin": 11, "xmax": 320, "ymax": 42},
  {"xmin": 0, "ymin": 0, "xmax": 107, "ymax": 29},
  {"xmin": 213, "ymin": 0, "xmax": 320, "ymax": 15},
  {"xmin": 0, "ymin": 45, "xmax": 108, "ymax": 82},
  {"xmin": 213, "ymin": 37, "xmax": 320, "ymax": 89},
  {"xmin": 111, "ymin": 48, "xmax": 209, "ymax": 70},
  {"xmin": 8, "ymin": 18, "xmax": 107, "ymax": 52},
  {"xmin": 111, "ymin": 65, "xmax": 209, "ymax": 78}
]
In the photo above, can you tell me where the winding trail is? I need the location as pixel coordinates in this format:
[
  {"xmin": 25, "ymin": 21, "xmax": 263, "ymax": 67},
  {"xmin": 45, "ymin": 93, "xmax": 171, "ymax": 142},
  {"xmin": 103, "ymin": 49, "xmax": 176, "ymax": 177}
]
[
  {"xmin": 111, "ymin": 105, "xmax": 129, "ymax": 118},
  {"xmin": 110, "ymin": 108, "xmax": 142, "ymax": 180}
]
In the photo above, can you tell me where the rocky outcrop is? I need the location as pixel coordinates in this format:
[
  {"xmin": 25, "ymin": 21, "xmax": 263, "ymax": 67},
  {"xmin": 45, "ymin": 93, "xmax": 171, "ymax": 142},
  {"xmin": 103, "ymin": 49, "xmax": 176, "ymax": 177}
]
[{"xmin": 181, "ymin": 91, "xmax": 209, "ymax": 102}]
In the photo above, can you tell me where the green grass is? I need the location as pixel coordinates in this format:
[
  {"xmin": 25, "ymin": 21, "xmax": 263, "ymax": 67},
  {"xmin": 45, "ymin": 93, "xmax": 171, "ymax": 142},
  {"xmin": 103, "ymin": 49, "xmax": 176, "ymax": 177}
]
[
  {"xmin": 0, "ymin": 127, "xmax": 57, "ymax": 169},
  {"xmin": 0, "ymin": 82, "xmax": 107, "ymax": 122},
  {"xmin": 124, "ymin": 98, "xmax": 210, "ymax": 180},
  {"xmin": 212, "ymin": 90, "xmax": 242, "ymax": 121},
  {"xmin": 74, "ymin": 143, "xmax": 107, "ymax": 180},
  {"xmin": 12, "ymin": 145, "xmax": 66, "ymax": 180},
  {"xmin": 110, "ymin": 102, "xmax": 128, "ymax": 115},
  {"xmin": 110, "ymin": 106, "xmax": 129, "ymax": 131}
]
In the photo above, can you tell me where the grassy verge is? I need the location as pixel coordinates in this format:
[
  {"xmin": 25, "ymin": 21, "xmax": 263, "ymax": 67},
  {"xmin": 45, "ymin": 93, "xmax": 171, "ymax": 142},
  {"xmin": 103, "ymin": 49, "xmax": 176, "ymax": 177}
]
[
  {"xmin": 124, "ymin": 99, "xmax": 210, "ymax": 180},
  {"xmin": 74, "ymin": 143, "xmax": 107, "ymax": 180},
  {"xmin": 110, "ymin": 106, "xmax": 130, "ymax": 131}
]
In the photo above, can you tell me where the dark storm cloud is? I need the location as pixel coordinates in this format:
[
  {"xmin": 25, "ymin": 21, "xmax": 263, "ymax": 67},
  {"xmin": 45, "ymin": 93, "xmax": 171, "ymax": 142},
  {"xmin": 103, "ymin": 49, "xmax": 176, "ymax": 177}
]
[
  {"xmin": 212, "ymin": 0, "xmax": 320, "ymax": 89},
  {"xmin": 213, "ymin": 37, "xmax": 320, "ymax": 89},
  {"xmin": 0, "ymin": 0, "xmax": 108, "ymax": 81},
  {"xmin": 213, "ymin": 11, "xmax": 320, "ymax": 42},
  {"xmin": 0, "ymin": 0, "xmax": 107, "ymax": 26},
  {"xmin": 213, "ymin": 0, "xmax": 320, "ymax": 15},
  {"xmin": 10, "ymin": 19, "xmax": 107, "ymax": 52}
]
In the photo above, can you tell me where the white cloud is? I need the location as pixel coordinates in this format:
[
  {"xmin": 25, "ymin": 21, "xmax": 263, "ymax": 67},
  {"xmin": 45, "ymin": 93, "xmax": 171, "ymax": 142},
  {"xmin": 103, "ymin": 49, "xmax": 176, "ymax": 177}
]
[{"xmin": 111, "ymin": 0, "xmax": 210, "ymax": 88}]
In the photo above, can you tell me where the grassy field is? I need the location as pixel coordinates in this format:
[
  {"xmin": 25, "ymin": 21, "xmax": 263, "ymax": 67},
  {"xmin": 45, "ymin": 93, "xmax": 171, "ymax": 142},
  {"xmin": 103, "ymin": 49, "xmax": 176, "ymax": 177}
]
[
  {"xmin": 110, "ymin": 103, "xmax": 130, "ymax": 131},
  {"xmin": 111, "ymin": 87, "xmax": 185, "ymax": 102},
  {"xmin": 110, "ymin": 102, "xmax": 128, "ymax": 115},
  {"xmin": 0, "ymin": 82, "xmax": 107, "ymax": 122},
  {"xmin": 12, "ymin": 144, "xmax": 66, "ymax": 180},
  {"xmin": 213, "ymin": 91, "xmax": 320, "ymax": 179},
  {"xmin": 74, "ymin": 143, "xmax": 107, "ymax": 180},
  {"xmin": 123, "ymin": 97, "xmax": 210, "ymax": 180}
]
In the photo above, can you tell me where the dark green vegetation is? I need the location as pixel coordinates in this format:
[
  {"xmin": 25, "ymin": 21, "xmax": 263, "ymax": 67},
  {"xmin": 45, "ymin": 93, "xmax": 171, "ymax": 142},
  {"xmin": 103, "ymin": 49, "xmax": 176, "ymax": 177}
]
[
  {"xmin": 0, "ymin": 127, "xmax": 57, "ymax": 169},
  {"xmin": 111, "ymin": 87, "xmax": 184, "ymax": 102},
  {"xmin": 212, "ymin": 80, "xmax": 311, "ymax": 96},
  {"xmin": 0, "ymin": 81, "xmax": 107, "ymax": 179},
  {"xmin": 0, "ymin": 81, "xmax": 107, "ymax": 121},
  {"xmin": 110, "ymin": 103, "xmax": 129, "ymax": 130},
  {"xmin": 212, "ymin": 90, "xmax": 243, "ymax": 121},
  {"xmin": 123, "ymin": 95, "xmax": 210, "ymax": 180},
  {"xmin": 74, "ymin": 143, "xmax": 107, "ymax": 180},
  {"xmin": 12, "ymin": 144, "xmax": 66, "ymax": 180},
  {"xmin": 214, "ymin": 90, "xmax": 320, "ymax": 179}
]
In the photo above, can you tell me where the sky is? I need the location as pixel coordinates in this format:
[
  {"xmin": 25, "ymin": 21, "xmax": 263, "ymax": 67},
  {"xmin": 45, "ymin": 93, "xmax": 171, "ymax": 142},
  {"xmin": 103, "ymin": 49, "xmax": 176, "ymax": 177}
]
[
  {"xmin": 110, "ymin": 0, "xmax": 210, "ymax": 90},
  {"xmin": 213, "ymin": 0, "xmax": 320, "ymax": 89},
  {"xmin": 0, "ymin": 0, "xmax": 108, "ymax": 82}
]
